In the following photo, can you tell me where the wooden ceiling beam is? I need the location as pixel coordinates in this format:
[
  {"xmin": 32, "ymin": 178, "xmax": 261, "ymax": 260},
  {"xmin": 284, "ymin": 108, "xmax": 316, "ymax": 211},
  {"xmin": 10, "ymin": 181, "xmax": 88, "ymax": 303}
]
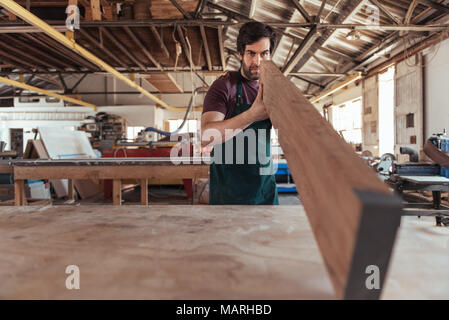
[
  {"xmin": 169, "ymin": 0, "xmax": 192, "ymax": 19},
  {"xmin": 0, "ymin": 35, "xmax": 64, "ymax": 71},
  {"xmin": 404, "ymin": 0, "xmax": 418, "ymax": 24},
  {"xmin": 123, "ymin": 26, "xmax": 163, "ymax": 71},
  {"xmin": 150, "ymin": 26, "xmax": 170, "ymax": 59},
  {"xmin": 0, "ymin": 56, "xmax": 31, "ymax": 73},
  {"xmin": 34, "ymin": 33, "xmax": 100, "ymax": 70},
  {"xmin": 199, "ymin": 25, "xmax": 212, "ymax": 71},
  {"xmin": 249, "ymin": 0, "xmax": 258, "ymax": 19},
  {"xmin": 21, "ymin": 33, "xmax": 81, "ymax": 71},
  {"xmin": 368, "ymin": 0, "xmax": 402, "ymax": 25},
  {"xmin": 78, "ymin": 28, "xmax": 130, "ymax": 70},
  {"xmin": 100, "ymin": 27, "xmax": 147, "ymax": 70},
  {"xmin": 282, "ymin": 26, "xmax": 319, "ymax": 75},
  {"xmin": 193, "ymin": 0, "xmax": 206, "ymax": 19},
  {"xmin": 0, "ymin": 47, "xmax": 47, "ymax": 72},
  {"xmin": 290, "ymin": 0, "xmax": 365, "ymax": 74},
  {"xmin": 311, "ymin": 53, "xmax": 334, "ymax": 74},
  {"xmin": 316, "ymin": 0, "xmax": 328, "ymax": 22},
  {"xmin": 218, "ymin": 25, "xmax": 226, "ymax": 71},
  {"xmin": 417, "ymin": 0, "xmax": 449, "ymax": 14},
  {"xmin": 290, "ymin": 0, "xmax": 312, "ymax": 22}
]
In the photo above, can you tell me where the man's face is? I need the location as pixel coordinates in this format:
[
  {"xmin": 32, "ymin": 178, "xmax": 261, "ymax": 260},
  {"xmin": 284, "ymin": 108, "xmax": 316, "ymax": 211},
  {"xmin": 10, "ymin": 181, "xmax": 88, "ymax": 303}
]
[{"xmin": 239, "ymin": 37, "xmax": 271, "ymax": 81}]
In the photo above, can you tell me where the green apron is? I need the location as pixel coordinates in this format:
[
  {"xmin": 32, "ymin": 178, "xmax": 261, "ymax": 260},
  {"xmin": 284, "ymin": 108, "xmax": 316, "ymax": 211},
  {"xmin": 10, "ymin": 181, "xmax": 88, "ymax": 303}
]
[{"xmin": 209, "ymin": 72, "xmax": 279, "ymax": 205}]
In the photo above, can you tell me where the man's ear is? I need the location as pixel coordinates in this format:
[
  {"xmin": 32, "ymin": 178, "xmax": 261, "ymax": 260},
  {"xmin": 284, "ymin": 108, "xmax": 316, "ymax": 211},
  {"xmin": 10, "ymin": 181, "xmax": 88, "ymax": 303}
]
[{"xmin": 238, "ymin": 52, "xmax": 243, "ymax": 61}]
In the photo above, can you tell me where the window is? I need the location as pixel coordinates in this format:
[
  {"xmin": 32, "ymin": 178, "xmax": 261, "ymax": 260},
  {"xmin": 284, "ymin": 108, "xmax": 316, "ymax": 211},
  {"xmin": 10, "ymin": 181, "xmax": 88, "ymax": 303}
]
[
  {"xmin": 127, "ymin": 126, "xmax": 144, "ymax": 140},
  {"xmin": 330, "ymin": 98, "xmax": 362, "ymax": 144},
  {"xmin": 167, "ymin": 119, "xmax": 199, "ymax": 134}
]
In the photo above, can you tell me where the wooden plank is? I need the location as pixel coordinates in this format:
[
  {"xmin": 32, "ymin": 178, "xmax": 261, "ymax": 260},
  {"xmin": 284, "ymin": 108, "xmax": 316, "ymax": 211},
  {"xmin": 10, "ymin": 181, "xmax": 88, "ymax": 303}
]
[
  {"xmin": 260, "ymin": 61, "xmax": 402, "ymax": 300},
  {"xmin": 113, "ymin": 179, "xmax": 121, "ymax": 205},
  {"xmin": 23, "ymin": 139, "xmax": 49, "ymax": 160},
  {"xmin": 0, "ymin": 151, "xmax": 17, "ymax": 157},
  {"xmin": 140, "ymin": 179, "xmax": 148, "ymax": 205},
  {"xmin": 14, "ymin": 164, "xmax": 209, "ymax": 180},
  {"xmin": 0, "ymin": 206, "xmax": 446, "ymax": 299},
  {"xmin": 0, "ymin": 164, "xmax": 12, "ymax": 174}
]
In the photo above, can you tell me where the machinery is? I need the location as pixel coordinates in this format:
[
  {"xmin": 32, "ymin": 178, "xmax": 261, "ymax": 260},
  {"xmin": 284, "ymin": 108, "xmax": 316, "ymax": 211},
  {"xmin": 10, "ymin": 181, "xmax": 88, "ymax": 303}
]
[
  {"xmin": 375, "ymin": 133, "xmax": 449, "ymax": 226},
  {"xmin": 79, "ymin": 112, "xmax": 126, "ymax": 151}
]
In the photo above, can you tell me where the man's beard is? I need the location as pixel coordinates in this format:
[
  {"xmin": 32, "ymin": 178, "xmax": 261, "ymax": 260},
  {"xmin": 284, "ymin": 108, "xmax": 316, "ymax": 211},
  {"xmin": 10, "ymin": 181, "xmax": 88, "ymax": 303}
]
[{"xmin": 241, "ymin": 61, "xmax": 260, "ymax": 80}]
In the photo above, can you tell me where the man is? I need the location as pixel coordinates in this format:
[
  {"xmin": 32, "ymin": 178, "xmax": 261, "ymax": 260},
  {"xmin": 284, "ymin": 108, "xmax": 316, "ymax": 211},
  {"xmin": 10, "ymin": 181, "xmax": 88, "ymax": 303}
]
[{"xmin": 201, "ymin": 22, "xmax": 279, "ymax": 205}]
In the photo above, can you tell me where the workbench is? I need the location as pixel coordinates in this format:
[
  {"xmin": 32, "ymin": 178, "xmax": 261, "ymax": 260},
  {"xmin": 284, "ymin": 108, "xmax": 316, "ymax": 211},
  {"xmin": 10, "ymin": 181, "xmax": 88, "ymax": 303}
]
[
  {"xmin": 0, "ymin": 205, "xmax": 447, "ymax": 299},
  {"xmin": 11, "ymin": 158, "xmax": 209, "ymax": 206},
  {"xmin": 387, "ymin": 174, "xmax": 449, "ymax": 226}
]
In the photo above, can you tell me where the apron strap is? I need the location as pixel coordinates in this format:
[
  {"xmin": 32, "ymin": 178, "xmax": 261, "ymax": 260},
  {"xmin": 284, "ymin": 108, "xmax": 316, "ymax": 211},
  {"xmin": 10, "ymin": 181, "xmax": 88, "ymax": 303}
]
[{"xmin": 236, "ymin": 69, "xmax": 243, "ymax": 107}]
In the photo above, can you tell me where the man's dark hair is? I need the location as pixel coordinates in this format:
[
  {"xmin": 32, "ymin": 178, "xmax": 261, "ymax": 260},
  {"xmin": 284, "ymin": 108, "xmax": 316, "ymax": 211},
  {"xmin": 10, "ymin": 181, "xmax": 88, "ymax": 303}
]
[{"xmin": 237, "ymin": 22, "xmax": 276, "ymax": 55}]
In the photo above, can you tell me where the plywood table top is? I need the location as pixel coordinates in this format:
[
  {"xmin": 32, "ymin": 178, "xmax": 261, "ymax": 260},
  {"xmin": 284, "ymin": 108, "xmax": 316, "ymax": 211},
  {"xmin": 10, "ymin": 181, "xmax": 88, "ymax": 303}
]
[{"xmin": 0, "ymin": 205, "xmax": 447, "ymax": 299}]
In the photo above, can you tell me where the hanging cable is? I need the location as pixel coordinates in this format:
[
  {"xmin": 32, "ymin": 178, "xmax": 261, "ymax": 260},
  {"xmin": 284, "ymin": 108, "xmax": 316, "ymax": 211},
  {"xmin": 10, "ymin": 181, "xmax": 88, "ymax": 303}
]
[
  {"xmin": 144, "ymin": 86, "xmax": 205, "ymax": 136},
  {"xmin": 144, "ymin": 26, "xmax": 207, "ymax": 137}
]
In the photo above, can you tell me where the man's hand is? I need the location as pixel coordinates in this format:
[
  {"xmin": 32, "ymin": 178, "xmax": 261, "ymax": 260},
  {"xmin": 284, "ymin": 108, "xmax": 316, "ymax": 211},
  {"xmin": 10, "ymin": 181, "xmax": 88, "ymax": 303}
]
[{"xmin": 247, "ymin": 82, "xmax": 269, "ymax": 122}]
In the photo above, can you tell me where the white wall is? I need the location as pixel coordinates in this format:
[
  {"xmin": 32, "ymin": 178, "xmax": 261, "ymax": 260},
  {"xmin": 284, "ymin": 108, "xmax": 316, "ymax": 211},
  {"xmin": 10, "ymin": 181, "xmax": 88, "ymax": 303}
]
[
  {"xmin": 313, "ymin": 81, "xmax": 363, "ymax": 112},
  {"xmin": 313, "ymin": 81, "xmax": 363, "ymax": 125},
  {"xmin": 0, "ymin": 106, "xmax": 94, "ymax": 150},
  {"xmin": 424, "ymin": 37, "xmax": 449, "ymax": 139},
  {"xmin": 96, "ymin": 105, "xmax": 155, "ymax": 127}
]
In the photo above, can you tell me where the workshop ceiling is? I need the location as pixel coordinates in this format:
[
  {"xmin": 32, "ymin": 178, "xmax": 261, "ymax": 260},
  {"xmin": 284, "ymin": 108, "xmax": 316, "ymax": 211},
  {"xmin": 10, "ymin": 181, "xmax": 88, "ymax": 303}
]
[{"xmin": 0, "ymin": 0, "xmax": 448, "ymax": 97}]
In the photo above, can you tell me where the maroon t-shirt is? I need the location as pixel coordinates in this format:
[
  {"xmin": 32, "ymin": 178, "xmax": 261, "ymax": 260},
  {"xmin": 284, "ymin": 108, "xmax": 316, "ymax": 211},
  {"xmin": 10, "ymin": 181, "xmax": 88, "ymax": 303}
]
[{"xmin": 202, "ymin": 71, "xmax": 259, "ymax": 119}]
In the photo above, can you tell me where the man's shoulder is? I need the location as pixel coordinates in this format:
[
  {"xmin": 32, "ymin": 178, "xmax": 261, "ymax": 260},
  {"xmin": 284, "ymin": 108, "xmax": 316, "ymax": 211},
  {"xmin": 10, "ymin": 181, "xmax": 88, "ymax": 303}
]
[{"xmin": 211, "ymin": 71, "xmax": 239, "ymax": 89}]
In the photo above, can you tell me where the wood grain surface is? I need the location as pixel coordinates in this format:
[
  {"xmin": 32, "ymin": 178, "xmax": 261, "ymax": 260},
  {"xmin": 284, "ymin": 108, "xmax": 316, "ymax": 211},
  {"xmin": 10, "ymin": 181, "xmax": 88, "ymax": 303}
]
[
  {"xmin": 0, "ymin": 205, "xmax": 447, "ymax": 299},
  {"xmin": 261, "ymin": 61, "xmax": 402, "ymax": 299}
]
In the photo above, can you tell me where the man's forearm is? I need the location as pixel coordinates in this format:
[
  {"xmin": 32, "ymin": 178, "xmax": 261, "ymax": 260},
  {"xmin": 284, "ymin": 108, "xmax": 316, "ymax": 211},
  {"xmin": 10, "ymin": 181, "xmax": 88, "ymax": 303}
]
[{"xmin": 201, "ymin": 110, "xmax": 254, "ymax": 147}]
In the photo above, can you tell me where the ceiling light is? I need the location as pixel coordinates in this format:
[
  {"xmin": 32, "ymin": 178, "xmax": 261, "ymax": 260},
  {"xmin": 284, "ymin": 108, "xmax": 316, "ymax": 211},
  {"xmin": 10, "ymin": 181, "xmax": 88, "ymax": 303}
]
[{"xmin": 346, "ymin": 29, "xmax": 361, "ymax": 41}]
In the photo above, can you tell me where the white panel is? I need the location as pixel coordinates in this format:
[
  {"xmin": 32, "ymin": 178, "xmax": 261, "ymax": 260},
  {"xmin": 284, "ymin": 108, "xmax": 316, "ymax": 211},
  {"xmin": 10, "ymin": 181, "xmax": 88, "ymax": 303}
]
[
  {"xmin": 424, "ymin": 37, "xmax": 449, "ymax": 139},
  {"xmin": 362, "ymin": 75, "xmax": 379, "ymax": 155},
  {"xmin": 395, "ymin": 54, "xmax": 423, "ymax": 161}
]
